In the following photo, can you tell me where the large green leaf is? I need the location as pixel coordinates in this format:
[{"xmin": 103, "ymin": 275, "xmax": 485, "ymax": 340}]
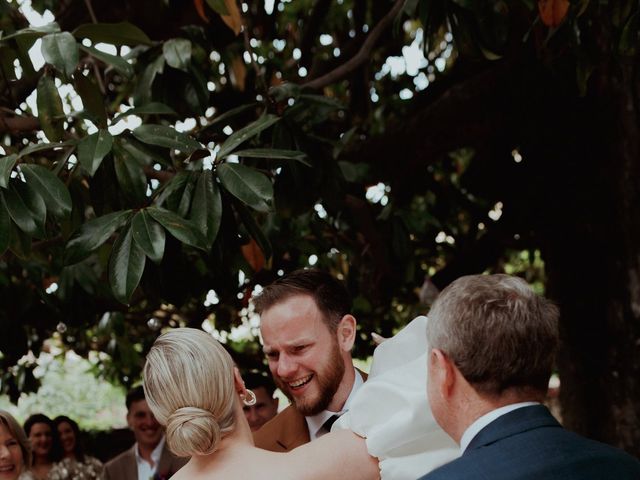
[
  {"xmin": 0, "ymin": 154, "xmax": 17, "ymax": 188},
  {"xmin": 234, "ymin": 200, "xmax": 272, "ymax": 261},
  {"xmin": 112, "ymin": 141, "xmax": 147, "ymax": 204},
  {"xmin": 74, "ymin": 71, "xmax": 107, "ymax": 127},
  {"xmin": 20, "ymin": 164, "xmax": 72, "ymax": 218},
  {"xmin": 108, "ymin": 222, "xmax": 147, "ymax": 304},
  {"xmin": 233, "ymin": 148, "xmax": 311, "ymax": 166},
  {"xmin": 72, "ymin": 22, "xmax": 152, "ymax": 46},
  {"xmin": 163, "ymin": 38, "xmax": 191, "ymax": 72},
  {"xmin": 77, "ymin": 130, "xmax": 113, "ymax": 176},
  {"xmin": 112, "ymin": 102, "xmax": 177, "ymax": 124},
  {"xmin": 189, "ymin": 171, "xmax": 222, "ymax": 248},
  {"xmin": 41, "ymin": 32, "xmax": 78, "ymax": 78},
  {"xmin": 36, "ymin": 75, "xmax": 65, "ymax": 142},
  {"xmin": 17, "ymin": 140, "xmax": 75, "ymax": 159},
  {"xmin": 0, "ymin": 197, "xmax": 9, "ymax": 255},
  {"xmin": 132, "ymin": 124, "xmax": 202, "ymax": 154},
  {"xmin": 13, "ymin": 181, "xmax": 46, "ymax": 238},
  {"xmin": 79, "ymin": 45, "xmax": 134, "ymax": 78},
  {"xmin": 154, "ymin": 171, "xmax": 191, "ymax": 207},
  {"xmin": 117, "ymin": 135, "xmax": 170, "ymax": 167},
  {"xmin": 65, "ymin": 210, "xmax": 132, "ymax": 265},
  {"xmin": 217, "ymin": 114, "xmax": 280, "ymax": 159},
  {"xmin": 2, "ymin": 187, "xmax": 37, "ymax": 235},
  {"xmin": 147, "ymin": 207, "xmax": 207, "ymax": 250},
  {"xmin": 0, "ymin": 23, "xmax": 60, "ymax": 44},
  {"xmin": 134, "ymin": 55, "xmax": 165, "ymax": 105},
  {"xmin": 131, "ymin": 210, "xmax": 165, "ymax": 263},
  {"xmin": 217, "ymin": 163, "xmax": 273, "ymax": 212}
]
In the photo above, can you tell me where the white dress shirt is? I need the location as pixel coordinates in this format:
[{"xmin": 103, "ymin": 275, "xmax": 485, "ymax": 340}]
[
  {"xmin": 306, "ymin": 368, "xmax": 364, "ymax": 440},
  {"xmin": 135, "ymin": 435, "xmax": 165, "ymax": 480},
  {"xmin": 459, "ymin": 402, "xmax": 540, "ymax": 453}
]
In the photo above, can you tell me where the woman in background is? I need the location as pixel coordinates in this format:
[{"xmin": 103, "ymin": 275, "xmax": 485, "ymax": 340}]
[
  {"xmin": 49, "ymin": 417, "xmax": 102, "ymax": 480},
  {"xmin": 23, "ymin": 415, "xmax": 60, "ymax": 480},
  {"xmin": 0, "ymin": 410, "xmax": 32, "ymax": 480}
]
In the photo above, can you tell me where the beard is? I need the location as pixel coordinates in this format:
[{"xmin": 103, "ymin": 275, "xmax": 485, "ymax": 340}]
[{"xmin": 276, "ymin": 341, "xmax": 346, "ymax": 416}]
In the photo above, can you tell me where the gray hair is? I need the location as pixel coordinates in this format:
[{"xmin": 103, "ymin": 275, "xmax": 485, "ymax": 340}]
[
  {"xmin": 426, "ymin": 274, "xmax": 559, "ymax": 396},
  {"xmin": 143, "ymin": 328, "xmax": 237, "ymax": 457}
]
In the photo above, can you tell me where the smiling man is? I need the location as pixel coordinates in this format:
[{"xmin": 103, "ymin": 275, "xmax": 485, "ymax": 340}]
[
  {"xmin": 102, "ymin": 386, "xmax": 186, "ymax": 480},
  {"xmin": 252, "ymin": 269, "xmax": 365, "ymax": 451}
]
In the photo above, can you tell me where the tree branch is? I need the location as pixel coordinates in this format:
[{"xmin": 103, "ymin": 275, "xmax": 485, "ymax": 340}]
[
  {"xmin": 302, "ymin": 0, "xmax": 404, "ymax": 91},
  {"xmin": 0, "ymin": 115, "xmax": 40, "ymax": 134}
]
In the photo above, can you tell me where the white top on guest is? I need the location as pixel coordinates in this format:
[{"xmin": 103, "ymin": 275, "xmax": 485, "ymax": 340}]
[
  {"xmin": 135, "ymin": 435, "xmax": 165, "ymax": 480},
  {"xmin": 306, "ymin": 368, "xmax": 364, "ymax": 440},
  {"xmin": 459, "ymin": 402, "xmax": 540, "ymax": 453}
]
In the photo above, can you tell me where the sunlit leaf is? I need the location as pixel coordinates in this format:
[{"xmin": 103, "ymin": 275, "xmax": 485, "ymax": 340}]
[
  {"xmin": 41, "ymin": 32, "xmax": 78, "ymax": 78},
  {"xmin": 108, "ymin": 222, "xmax": 146, "ymax": 304},
  {"xmin": 132, "ymin": 124, "xmax": 202, "ymax": 154},
  {"xmin": 79, "ymin": 44, "xmax": 134, "ymax": 78},
  {"xmin": 36, "ymin": 75, "xmax": 65, "ymax": 142},
  {"xmin": 147, "ymin": 207, "xmax": 207, "ymax": 250},
  {"xmin": 217, "ymin": 163, "xmax": 273, "ymax": 212},
  {"xmin": 73, "ymin": 22, "xmax": 152, "ymax": 46},
  {"xmin": 65, "ymin": 210, "xmax": 133, "ymax": 265},
  {"xmin": 189, "ymin": 171, "xmax": 222, "ymax": 248},
  {"xmin": 20, "ymin": 164, "xmax": 72, "ymax": 218},
  {"xmin": 77, "ymin": 130, "xmax": 113, "ymax": 176},
  {"xmin": 131, "ymin": 210, "xmax": 165, "ymax": 264},
  {"xmin": 163, "ymin": 38, "xmax": 192, "ymax": 72},
  {"xmin": 217, "ymin": 114, "xmax": 280, "ymax": 159},
  {"xmin": 0, "ymin": 155, "xmax": 17, "ymax": 189}
]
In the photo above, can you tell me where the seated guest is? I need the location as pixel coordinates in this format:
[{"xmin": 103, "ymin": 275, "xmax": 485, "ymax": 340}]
[
  {"xmin": 420, "ymin": 274, "xmax": 640, "ymax": 479},
  {"xmin": 242, "ymin": 371, "xmax": 279, "ymax": 432},
  {"xmin": 102, "ymin": 386, "xmax": 187, "ymax": 480},
  {"xmin": 23, "ymin": 414, "xmax": 61, "ymax": 480},
  {"xmin": 50, "ymin": 416, "xmax": 102, "ymax": 479},
  {"xmin": 0, "ymin": 410, "xmax": 32, "ymax": 480}
]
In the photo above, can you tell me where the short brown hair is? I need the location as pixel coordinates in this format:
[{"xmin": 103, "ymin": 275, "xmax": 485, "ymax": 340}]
[
  {"xmin": 426, "ymin": 274, "xmax": 559, "ymax": 397},
  {"xmin": 253, "ymin": 269, "xmax": 351, "ymax": 332},
  {"xmin": 0, "ymin": 409, "xmax": 32, "ymax": 470}
]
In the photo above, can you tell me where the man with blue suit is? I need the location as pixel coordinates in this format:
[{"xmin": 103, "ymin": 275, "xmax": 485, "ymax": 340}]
[{"xmin": 419, "ymin": 274, "xmax": 640, "ymax": 480}]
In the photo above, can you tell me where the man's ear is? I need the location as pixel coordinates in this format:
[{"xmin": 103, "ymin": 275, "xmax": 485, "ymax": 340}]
[
  {"xmin": 336, "ymin": 314, "xmax": 357, "ymax": 351},
  {"xmin": 431, "ymin": 348, "xmax": 456, "ymax": 399}
]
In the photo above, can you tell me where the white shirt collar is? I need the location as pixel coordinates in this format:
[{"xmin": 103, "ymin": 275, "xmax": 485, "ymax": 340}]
[
  {"xmin": 135, "ymin": 435, "xmax": 165, "ymax": 479},
  {"xmin": 459, "ymin": 402, "xmax": 539, "ymax": 453},
  {"xmin": 306, "ymin": 368, "xmax": 364, "ymax": 440}
]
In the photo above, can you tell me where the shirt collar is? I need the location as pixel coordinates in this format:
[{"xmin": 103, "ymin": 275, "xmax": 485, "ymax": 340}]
[
  {"xmin": 460, "ymin": 402, "xmax": 539, "ymax": 453},
  {"xmin": 305, "ymin": 368, "xmax": 364, "ymax": 439},
  {"xmin": 135, "ymin": 435, "xmax": 165, "ymax": 466}
]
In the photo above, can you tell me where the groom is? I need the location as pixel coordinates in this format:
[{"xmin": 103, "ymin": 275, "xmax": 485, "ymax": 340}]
[
  {"xmin": 419, "ymin": 274, "xmax": 640, "ymax": 479},
  {"xmin": 252, "ymin": 269, "xmax": 365, "ymax": 451}
]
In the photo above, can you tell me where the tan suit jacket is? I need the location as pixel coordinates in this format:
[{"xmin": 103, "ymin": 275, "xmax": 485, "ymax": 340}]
[
  {"xmin": 102, "ymin": 443, "xmax": 187, "ymax": 480},
  {"xmin": 253, "ymin": 369, "xmax": 367, "ymax": 452}
]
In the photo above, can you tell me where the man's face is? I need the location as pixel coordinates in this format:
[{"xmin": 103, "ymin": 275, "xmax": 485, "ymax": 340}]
[
  {"xmin": 243, "ymin": 386, "xmax": 279, "ymax": 431},
  {"xmin": 127, "ymin": 399, "xmax": 163, "ymax": 450},
  {"xmin": 261, "ymin": 295, "xmax": 346, "ymax": 416}
]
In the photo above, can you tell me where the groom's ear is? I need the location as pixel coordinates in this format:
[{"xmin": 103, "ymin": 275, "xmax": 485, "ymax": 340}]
[
  {"xmin": 336, "ymin": 314, "xmax": 356, "ymax": 351},
  {"xmin": 431, "ymin": 349, "xmax": 456, "ymax": 399}
]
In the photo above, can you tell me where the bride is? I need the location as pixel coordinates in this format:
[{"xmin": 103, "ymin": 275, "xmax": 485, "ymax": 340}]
[{"xmin": 143, "ymin": 317, "xmax": 458, "ymax": 480}]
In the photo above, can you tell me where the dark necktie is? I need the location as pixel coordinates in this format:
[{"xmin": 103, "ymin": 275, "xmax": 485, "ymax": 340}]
[{"xmin": 321, "ymin": 414, "xmax": 340, "ymax": 434}]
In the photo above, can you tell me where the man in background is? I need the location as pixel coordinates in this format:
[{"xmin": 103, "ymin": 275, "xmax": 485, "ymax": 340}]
[
  {"xmin": 242, "ymin": 371, "xmax": 279, "ymax": 432},
  {"xmin": 420, "ymin": 274, "xmax": 640, "ymax": 479},
  {"xmin": 252, "ymin": 269, "xmax": 366, "ymax": 451},
  {"xmin": 102, "ymin": 386, "xmax": 187, "ymax": 480}
]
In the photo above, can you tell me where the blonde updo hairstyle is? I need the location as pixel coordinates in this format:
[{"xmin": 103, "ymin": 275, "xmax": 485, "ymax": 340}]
[{"xmin": 143, "ymin": 328, "xmax": 237, "ymax": 457}]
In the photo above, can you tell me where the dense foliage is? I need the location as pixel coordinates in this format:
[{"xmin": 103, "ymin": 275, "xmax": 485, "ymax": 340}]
[{"xmin": 1, "ymin": 0, "xmax": 639, "ymax": 453}]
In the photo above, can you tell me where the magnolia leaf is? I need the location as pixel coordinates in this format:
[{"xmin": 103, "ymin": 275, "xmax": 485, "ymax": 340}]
[
  {"xmin": 112, "ymin": 102, "xmax": 177, "ymax": 124},
  {"xmin": 241, "ymin": 237, "xmax": 265, "ymax": 272},
  {"xmin": 2, "ymin": 186, "xmax": 38, "ymax": 235},
  {"xmin": 112, "ymin": 141, "xmax": 147, "ymax": 204},
  {"xmin": 0, "ymin": 155, "xmax": 17, "ymax": 188},
  {"xmin": 77, "ymin": 130, "xmax": 113, "ymax": 176},
  {"xmin": 36, "ymin": 75, "xmax": 65, "ymax": 142},
  {"xmin": 131, "ymin": 210, "xmax": 165, "ymax": 264},
  {"xmin": 133, "ymin": 124, "xmax": 202, "ymax": 154},
  {"xmin": 202, "ymin": 103, "xmax": 257, "ymax": 131},
  {"xmin": 13, "ymin": 181, "xmax": 46, "ymax": 238},
  {"xmin": 233, "ymin": 148, "xmax": 310, "ymax": 166},
  {"xmin": 108, "ymin": 222, "xmax": 147, "ymax": 304},
  {"xmin": 217, "ymin": 163, "xmax": 273, "ymax": 212},
  {"xmin": 147, "ymin": 207, "xmax": 207, "ymax": 250},
  {"xmin": 20, "ymin": 164, "xmax": 72, "ymax": 218},
  {"xmin": 235, "ymin": 200, "xmax": 272, "ymax": 261},
  {"xmin": 73, "ymin": 22, "xmax": 152, "ymax": 46},
  {"xmin": 189, "ymin": 171, "xmax": 222, "ymax": 248},
  {"xmin": 0, "ymin": 23, "xmax": 60, "ymax": 43},
  {"xmin": 79, "ymin": 45, "xmax": 134, "ymax": 78},
  {"xmin": 163, "ymin": 38, "xmax": 192, "ymax": 72},
  {"xmin": 220, "ymin": 0, "xmax": 243, "ymax": 35},
  {"xmin": 134, "ymin": 55, "xmax": 165, "ymax": 105},
  {"xmin": 17, "ymin": 141, "xmax": 75, "ymax": 159},
  {"xmin": 41, "ymin": 32, "xmax": 79, "ymax": 78},
  {"xmin": 0, "ymin": 197, "xmax": 9, "ymax": 255},
  {"xmin": 217, "ymin": 114, "xmax": 280, "ymax": 159},
  {"xmin": 74, "ymin": 71, "xmax": 107, "ymax": 127},
  {"xmin": 205, "ymin": 0, "xmax": 229, "ymax": 15},
  {"xmin": 65, "ymin": 210, "xmax": 133, "ymax": 265}
]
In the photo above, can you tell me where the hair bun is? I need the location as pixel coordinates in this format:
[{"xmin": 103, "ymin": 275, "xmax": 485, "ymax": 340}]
[{"xmin": 166, "ymin": 406, "xmax": 221, "ymax": 457}]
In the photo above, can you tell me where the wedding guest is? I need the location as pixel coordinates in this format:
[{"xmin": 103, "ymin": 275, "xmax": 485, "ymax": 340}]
[
  {"xmin": 49, "ymin": 416, "xmax": 102, "ymax": 479},
  {"xmin": 252, "ymin": 269, "xmax": 367, "ymax": 450},
  {"xmin": 419, "ymin": 274, "xmax": 640, "ymax": 479},
  {"xmin": 0, "ymin": 410, "xmax": 32, "ymax": 480},
  {"xmin": 101, "ymin": 387, "xmax": 186, "ymax": 480},
  {"xmin": 23, "ymin": 414, "xmax": 60, "ymax": 480},
  {"xmin": 242, "ymin": 372, "xmax": 279, "ymax": 432}
]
